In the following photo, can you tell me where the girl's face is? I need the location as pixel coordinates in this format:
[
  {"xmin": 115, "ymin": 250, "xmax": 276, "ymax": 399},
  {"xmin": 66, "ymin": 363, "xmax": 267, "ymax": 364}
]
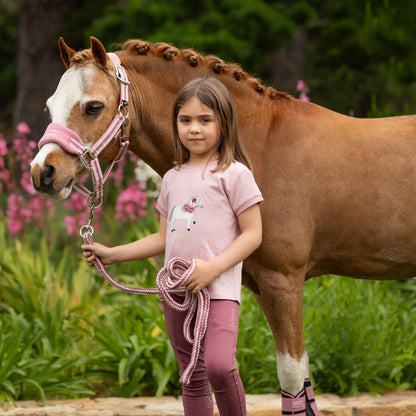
[{"xmin": 177, "ymin": 96, "xmax": 221, "ymax": 165}]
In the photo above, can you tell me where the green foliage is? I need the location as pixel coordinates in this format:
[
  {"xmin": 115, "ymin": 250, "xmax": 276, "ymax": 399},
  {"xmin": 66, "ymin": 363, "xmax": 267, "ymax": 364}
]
[
  {"xmin": 304, "ymin": 276, "xmax": 416, "ymax": 396},
  {"xmin": 238, "ymin": 289, "xmax": 277, "ymax": 394},
  {"xmin": 86, "ymin": 0, "xmax": 302, "ymax": 81},
  {"xmin": 306, "ymin": 0, "xmax": 416, "ymax": 116}
]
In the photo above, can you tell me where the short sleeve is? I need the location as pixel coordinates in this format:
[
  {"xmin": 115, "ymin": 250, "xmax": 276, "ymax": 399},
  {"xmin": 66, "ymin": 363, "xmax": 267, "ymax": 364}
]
[
  {"xmin": 223, "ymin": 163, "xmax": 263, "ymax": 217},
  {"xmin": 155, "ymin": 172, "xmax": 170, "ymax": 218}
]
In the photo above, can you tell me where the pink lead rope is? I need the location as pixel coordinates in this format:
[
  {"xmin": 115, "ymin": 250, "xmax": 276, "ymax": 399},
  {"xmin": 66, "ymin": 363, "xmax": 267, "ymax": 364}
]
[{"xmin": 83, "ymin": 232, "xmax": 210, "ymax": 385}]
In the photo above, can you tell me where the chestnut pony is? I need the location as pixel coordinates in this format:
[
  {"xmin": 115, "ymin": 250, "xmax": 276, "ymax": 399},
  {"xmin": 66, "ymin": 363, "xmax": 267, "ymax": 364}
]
[{"xmin": 31, "ymin": 37, "xmax": 416, "ymax": 415}]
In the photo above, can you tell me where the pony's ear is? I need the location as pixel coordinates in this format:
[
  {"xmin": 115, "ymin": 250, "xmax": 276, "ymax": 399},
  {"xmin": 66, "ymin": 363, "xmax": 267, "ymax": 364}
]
[
  {"xmin": 58, "ymin": 37, "xmax": 76, "ymax": 69},
  {"xmin": 90, "ymin": 36, "xmax": 107, "ymax": 67}
]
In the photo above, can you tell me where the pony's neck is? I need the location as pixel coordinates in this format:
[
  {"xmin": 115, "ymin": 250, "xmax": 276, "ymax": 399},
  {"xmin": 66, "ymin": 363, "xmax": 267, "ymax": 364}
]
[
  {"xmin": 120, "ymin": 53, "xmax": 283, "ymax": 177},
  {"xmin": 123, "ymin": 60, "xmax": 178, "ymax": 176}
]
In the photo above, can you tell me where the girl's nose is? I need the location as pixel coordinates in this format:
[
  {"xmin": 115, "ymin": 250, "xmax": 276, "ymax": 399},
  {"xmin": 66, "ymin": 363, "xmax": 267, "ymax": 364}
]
[{"xmin": 190, "ymin": 121, "xmax": 201, "ymax": 133}]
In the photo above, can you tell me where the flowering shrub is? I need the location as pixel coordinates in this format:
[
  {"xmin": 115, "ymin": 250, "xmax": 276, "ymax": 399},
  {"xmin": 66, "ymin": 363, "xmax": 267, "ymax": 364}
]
[
  {"xmin": 115, "ymin": 182, "xmax": 148, "ymax": 222},
  {"xmin": 0, "ymin": 123, "xmax": 55, "ymax": 236},
  {"xmin": 0, "ymin": 123, "xmax": 160, "ymax": 237},
  {"xmin": 297, "ymin": 79, "xmax": 310, "ymax": 101}
]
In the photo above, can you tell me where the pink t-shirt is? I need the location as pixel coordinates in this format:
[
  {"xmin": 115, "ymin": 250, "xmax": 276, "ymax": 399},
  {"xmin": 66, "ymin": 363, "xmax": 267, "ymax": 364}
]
[{"xmin": 156, "ymin": 160, "xmax": 263, "ymax": 302}]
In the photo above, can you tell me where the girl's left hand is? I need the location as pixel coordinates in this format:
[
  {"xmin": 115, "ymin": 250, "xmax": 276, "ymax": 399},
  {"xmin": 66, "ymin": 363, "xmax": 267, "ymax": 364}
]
[{"xmin": 185, "ymin": 259, "xmax": 217, "ymax": 295}]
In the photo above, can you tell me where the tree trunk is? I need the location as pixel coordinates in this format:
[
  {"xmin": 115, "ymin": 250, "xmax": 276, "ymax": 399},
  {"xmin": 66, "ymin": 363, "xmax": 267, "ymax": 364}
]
[
  {"xmin": 270, "ymin": 28, "xmax": 307, "ymax": 95},
  {"xmin": 15, "ymin": 0, "xmax": 70, "ymax": 141}
]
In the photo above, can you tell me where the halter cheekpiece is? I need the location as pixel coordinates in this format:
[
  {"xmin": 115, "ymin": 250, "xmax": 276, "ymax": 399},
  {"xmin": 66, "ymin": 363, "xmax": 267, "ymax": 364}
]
[{"xmin": 38, "ymin": 53, "xmax": 130, "ymax": 235}]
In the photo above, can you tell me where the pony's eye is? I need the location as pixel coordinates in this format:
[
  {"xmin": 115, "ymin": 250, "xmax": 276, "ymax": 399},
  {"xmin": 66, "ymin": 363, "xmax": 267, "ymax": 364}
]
[{"xmin": 86, "ymin": 102, "xmax": 104, "ymax": 115}]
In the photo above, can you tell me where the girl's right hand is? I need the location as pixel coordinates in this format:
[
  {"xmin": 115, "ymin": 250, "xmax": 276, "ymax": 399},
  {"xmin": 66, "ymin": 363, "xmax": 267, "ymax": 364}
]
[{"xmin": 81, "ymin": 242, "xmax": 114, "ymax": 266}]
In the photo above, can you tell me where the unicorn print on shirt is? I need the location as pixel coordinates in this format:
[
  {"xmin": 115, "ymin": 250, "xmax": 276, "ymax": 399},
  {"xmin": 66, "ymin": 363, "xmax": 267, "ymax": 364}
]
[{"xmin": 169, "ymin": 196, "xmax": 203, "ymax": 232}]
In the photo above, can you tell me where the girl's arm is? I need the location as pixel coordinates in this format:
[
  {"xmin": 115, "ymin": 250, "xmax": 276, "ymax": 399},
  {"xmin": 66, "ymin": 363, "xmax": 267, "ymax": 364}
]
[
  {"xmin": 185, "ymin": 204, "xmax": 262, "ymax": 294},
  {"xmin": 82, "ymin": 215, "xmax": 167, "ymax": 266}
]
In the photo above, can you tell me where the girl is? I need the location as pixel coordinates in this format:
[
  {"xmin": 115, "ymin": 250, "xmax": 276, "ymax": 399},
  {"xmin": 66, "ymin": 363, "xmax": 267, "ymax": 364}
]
[{"xmin": 82, "ymin": 76, "xmax": 263, "ymax": 415}]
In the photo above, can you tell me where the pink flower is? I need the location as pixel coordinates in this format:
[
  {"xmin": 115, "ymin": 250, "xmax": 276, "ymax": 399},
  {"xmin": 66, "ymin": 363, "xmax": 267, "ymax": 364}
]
[
  {"xmin": 13, "ymin": 138, "xmax": 24, "ymax": 152},
  {"xmin": 65, "ymin": 192, "xmax": 88, "ymax": 212},
  {"xmin": 7, "ymin": 194, "xmax": 31, "ymax": 235},
  {"xmin": 0, "ymin": 134, "xmax": 7, "ymax": 156},
  {"xmin": 296, "ymin": 80, "xmax": 305, "ymax": 91},
  {"xmin": 17, "ymin": 122, "xmax": 31, "ymax": 137},
  {"xmin": 112, "ymin": 155, "xmax": 127, "ymax": 187},
  {"xmin": 115, "ymin": 182, "xmax": 148, "ymax": 222},
  {"xmin": 296, "ymin": 79, "xmax": 310, "ymax": 102},
  {"xmin": 29, "ymin": 195, "xmax": 54, "ymax": 226},
  {"xmin": 64, "ymin": 216, "xmax": 76, "ymax": 236},
  {"xmin": 182, "ymin": 203, "xmax": 196, "ymax": 213},
  {"xmin": 8, "ymin": 219, "xmax": 23, "ymax": 235}
]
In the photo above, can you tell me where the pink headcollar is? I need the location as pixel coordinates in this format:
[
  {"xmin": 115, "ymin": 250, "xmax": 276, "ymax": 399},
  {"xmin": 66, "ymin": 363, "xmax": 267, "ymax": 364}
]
[{"xmin": 38, "ymin": 52, "xmax": 130, "ymax": 208}]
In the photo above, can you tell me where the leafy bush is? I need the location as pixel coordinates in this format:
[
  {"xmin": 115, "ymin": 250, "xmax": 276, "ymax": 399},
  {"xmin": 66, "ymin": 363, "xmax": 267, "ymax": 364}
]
[{"xmin": 304, "ymin": 276, "xmax": 416, "ymax": 396}]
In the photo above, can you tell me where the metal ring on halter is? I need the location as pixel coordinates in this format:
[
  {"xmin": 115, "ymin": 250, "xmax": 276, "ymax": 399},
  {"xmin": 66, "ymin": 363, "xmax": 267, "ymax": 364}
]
[
  {"xmin": 80, "ymin": 224, "xmax": 94, "ymax": 238},
  {"xmin": 87, "ymin": 188, "xmax": 104, "ymax": 209},
  {"xmin": 118, "ymin": 101, "xmax": 129, "ymax": 120}
]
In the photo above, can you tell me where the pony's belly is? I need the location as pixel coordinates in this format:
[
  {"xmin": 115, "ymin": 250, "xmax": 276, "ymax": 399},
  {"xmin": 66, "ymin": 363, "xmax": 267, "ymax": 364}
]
[{"xmin": 307, "ymin": 243, "xmax": 416, "ymax": 280}]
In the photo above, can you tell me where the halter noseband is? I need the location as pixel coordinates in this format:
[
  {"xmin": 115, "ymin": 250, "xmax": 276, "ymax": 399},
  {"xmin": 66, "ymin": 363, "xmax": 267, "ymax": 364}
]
[{"xmin": 38, "ymin": 53, "xmax": 130, "ymax": 219}]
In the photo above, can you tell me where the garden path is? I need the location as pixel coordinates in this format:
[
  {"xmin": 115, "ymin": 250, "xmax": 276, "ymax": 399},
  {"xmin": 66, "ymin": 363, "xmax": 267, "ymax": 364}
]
[{"xmin": 1, "ymin": 392, "xmax": 416, "ymax": 415}]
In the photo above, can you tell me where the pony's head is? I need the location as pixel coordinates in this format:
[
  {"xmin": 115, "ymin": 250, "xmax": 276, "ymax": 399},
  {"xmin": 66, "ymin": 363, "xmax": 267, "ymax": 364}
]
[{"xmin": 30, "ymin": 37, "xmax": 124, "ymax": 200}]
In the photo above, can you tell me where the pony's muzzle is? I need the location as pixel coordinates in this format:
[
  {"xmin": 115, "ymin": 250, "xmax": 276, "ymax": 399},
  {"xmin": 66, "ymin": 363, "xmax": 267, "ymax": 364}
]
[{"xmin": 30, "ymin": 159, "xmax": 75, "ymax": 200}]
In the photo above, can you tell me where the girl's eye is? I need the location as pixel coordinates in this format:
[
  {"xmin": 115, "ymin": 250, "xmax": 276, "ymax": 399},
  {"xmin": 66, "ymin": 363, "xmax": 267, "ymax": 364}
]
[
  {"xmin": 179, "ymin": 118, "xmax": 190, "ymax": 124},
  {"xmin": 86, "ymin": 102, "xmax": 104, "ymax": 115}
]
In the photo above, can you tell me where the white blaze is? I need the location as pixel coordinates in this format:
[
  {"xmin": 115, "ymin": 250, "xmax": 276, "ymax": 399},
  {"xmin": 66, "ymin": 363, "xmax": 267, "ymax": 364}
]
[
  {"xmin": 32, "ymin": 66, "xmax": 99, "ymax": 169},
  {"xmin": 47, "ymin": 68, "xmax": 85, "ymax": 125},
  {"xmin": 30, "ymin": 143, "xmax": 61, "ymax": 169}
]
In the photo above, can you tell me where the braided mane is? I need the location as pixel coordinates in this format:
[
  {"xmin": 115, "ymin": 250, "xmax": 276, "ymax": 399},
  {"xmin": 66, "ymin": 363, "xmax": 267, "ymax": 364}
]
[{"xmin": 121, "ymin": 39, "xmax": 290, "ymax": 101}]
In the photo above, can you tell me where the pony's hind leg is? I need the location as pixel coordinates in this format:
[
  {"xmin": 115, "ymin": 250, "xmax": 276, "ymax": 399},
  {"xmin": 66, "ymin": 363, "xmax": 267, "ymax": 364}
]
[
  {"xmin": 278, "ymin": 350, "xmax": 319, "ymax": 415},
  {"xmin": 252, "ymin": 267, "xmax": 319, "ymax": 415}
]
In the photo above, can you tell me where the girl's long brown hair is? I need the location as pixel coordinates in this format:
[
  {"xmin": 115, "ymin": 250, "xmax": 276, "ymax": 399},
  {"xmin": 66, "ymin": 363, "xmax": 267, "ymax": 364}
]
[{"xmin": 172, "ymin": 77, "xmax": 252, "ymax": 172}]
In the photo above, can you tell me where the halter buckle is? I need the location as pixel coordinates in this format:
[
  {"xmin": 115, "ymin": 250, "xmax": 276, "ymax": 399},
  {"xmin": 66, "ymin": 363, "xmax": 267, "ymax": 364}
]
[
  {"xmin": 115, "ymin": 65, "xmax": 130, "ymax": 85},
  {"xmin": 79, "ymin": 148, "xmax": 96, "ymax": 171}
]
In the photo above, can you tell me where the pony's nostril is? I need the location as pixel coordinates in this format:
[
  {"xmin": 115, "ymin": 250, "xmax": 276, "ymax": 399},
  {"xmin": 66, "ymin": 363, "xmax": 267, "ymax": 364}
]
[{"xmin": 44, "ymin": 165, "xmax": 56, "ymax": 186}]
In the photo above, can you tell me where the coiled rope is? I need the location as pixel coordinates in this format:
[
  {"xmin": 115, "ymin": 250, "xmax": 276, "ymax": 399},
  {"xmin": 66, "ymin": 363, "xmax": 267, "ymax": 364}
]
[{"xmin": 83, "ymin": 232, "xmax": 210, "ymax": 385}]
